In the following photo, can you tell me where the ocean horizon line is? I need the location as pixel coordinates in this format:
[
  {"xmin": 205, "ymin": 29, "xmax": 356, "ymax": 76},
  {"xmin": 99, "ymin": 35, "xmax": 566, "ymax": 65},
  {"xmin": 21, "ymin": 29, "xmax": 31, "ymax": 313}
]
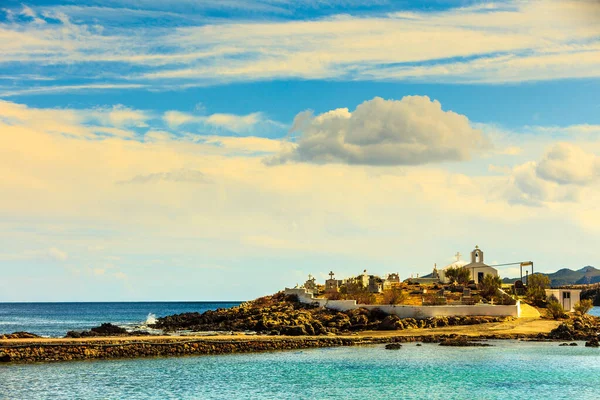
[{"xmin": 0, "ymin": 300, "xmax": 246, "ymax": 304}]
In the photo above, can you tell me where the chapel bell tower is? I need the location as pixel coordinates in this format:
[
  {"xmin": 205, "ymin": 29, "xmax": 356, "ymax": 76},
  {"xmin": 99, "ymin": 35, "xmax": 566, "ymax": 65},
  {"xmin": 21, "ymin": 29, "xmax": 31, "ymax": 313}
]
[{"xmin": 471, "ymin": 245, "xmax": 484, "ymax": 264}]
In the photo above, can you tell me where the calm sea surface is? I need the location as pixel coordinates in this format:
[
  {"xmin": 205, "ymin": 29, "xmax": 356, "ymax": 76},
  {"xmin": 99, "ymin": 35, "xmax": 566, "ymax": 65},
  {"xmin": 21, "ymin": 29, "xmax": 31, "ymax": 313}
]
[
  {"xmin": 2, "ymin": 340, "xmax": 600, "ymax": 399},
  {"xmin": 0, "ymin": 302, "xmax": 242, "ymax": 337}
]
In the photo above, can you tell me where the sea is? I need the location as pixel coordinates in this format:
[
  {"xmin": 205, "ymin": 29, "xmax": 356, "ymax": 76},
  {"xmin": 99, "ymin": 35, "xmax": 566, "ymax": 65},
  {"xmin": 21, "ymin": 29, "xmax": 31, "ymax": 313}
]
[
  {"xmin": 0, "ymin": 302, "xmax": 242, "ymax": 338},
  {"xmin": 1, "ymin": 304, "xmax": 600, "ymax": 399}
]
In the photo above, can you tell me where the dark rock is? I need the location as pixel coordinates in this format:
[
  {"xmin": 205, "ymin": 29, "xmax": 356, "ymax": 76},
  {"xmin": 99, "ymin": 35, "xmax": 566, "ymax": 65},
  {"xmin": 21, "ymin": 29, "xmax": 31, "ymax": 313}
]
[
  {"xmin": 439, "ymin": 337, "xmax": 492, "ymax": 347},
  {"xmin": 129, "ymin": 330, "xmax": 152, "ymax": 336},
  {"xmin": 0, "ymin": 331, "xmax": 41, "ymax": 339},
  {"xmin": 281, "ymin": 325, "xmax": 307, "ymax": 336},
  {"xmin": 585, "ymin": 338, "xmax": 599, "ymax": 347},
  {"xmin": 569, "ymin": 342, "xmax": 578, "ymax": 346},
  {"xmin": 91, "ymin": 323, "xmax": 127, "ymax": 335},
  {"xmin": 369, "ymin": 308, "xmax": 389, "ymax": 321},
  {"xmin": 379, "ymin": 315, "xmax": 403, "ymax": 331},
  {"xmin": 65, "ymin": 323, "xmax": 128, "ymax": 338},
  {"xmin": 385, "ymin": 343, "xmax": 402, "ymax": 350},
  {"xmin": 0, "ymin": 351, "xmax": 11, "ymax": 362},
  {"xmin": 559, "ymin": 343, "xmax": 570, "ymax": 346},
  {"xmin": 416, "ymin": 343, "xmax": 422, "ymax": 346}
]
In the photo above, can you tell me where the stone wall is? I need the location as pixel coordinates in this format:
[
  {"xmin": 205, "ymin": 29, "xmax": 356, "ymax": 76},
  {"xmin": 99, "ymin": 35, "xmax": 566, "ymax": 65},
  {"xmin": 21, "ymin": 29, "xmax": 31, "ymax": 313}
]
[
  {"xmin": 285, "ymin": 288, "xmax": 521, "ymax": 318},
  {"xmin": 0, "ymin": 337, "xmax": 395, "ymax": 363}
]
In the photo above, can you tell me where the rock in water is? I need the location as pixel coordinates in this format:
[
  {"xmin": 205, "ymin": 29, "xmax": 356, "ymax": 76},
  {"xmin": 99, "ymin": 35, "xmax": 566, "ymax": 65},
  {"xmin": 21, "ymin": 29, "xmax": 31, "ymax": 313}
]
[
  {"xmin": 0, "ymin": 351, "xmax": 11, "ymax": 362},
  {"xmin": 0, "ymin": 332, "xmax": 40, "ymax": 339},
  {"xmin": 385, "ymin": 343, "xmax": 402, "ymax": 350},
  {"xmin": 439, "ymin": 337, "xmax": 492, "ymax": 347}
]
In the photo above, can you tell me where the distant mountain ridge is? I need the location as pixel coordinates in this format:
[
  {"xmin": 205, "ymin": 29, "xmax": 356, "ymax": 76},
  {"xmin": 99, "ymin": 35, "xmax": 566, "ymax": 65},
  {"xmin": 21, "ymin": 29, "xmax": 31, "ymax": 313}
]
[{"xmin": 502, "ymin": 266, "xmax": 600, "ymax": 287}]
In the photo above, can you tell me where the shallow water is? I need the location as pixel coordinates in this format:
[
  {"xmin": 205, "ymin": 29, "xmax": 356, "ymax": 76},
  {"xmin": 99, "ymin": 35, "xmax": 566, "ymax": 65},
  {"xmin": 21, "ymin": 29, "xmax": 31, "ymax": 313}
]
[{"xmin": 2, "ymin": 341, "xmax": 600, "ymax": 399}]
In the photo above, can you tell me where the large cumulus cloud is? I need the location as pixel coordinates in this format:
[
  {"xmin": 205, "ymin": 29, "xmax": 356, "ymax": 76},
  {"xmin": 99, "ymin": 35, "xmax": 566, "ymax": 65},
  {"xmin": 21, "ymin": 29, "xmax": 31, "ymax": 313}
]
[{"xmin": 266, "ymin": 96, "xmax": 489, "ymax": 166}]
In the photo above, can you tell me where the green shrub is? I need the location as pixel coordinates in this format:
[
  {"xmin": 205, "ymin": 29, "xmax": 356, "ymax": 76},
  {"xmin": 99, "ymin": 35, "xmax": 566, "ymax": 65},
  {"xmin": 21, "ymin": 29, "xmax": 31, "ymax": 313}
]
[
  {"xmin": 573, "ymin": 299, "xmax": 593, "ymax": 315},
  {"xmin": 479, "ymin": 274, "xmax": 502, "ymax": 300},
  {"xmin": 382, "ymin": 288, "xmax": 407, "ymax": 305},
  {"xmin": 547, "ymin": 301, "xmax": 566, "ymax": 320},
  {"xmin": 445, "ymin": 266, "xmax": 471, "ymax": 285},
  {"xmin": 526, "ymin": 274, "xmax": 550, "ymax": 303}
]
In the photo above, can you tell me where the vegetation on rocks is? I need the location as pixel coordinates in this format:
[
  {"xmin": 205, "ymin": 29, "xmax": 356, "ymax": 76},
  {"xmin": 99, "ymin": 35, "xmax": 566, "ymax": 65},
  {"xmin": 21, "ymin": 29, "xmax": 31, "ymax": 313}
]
[
  {"xmin": 546, "ymin": 301, "xmax": 567, "ymax": 320},
  {"xmin": 526, "ymin": 274, "xmax": 550, "ymax": 305},
  {"xmin": 574, "ymin": 299, "xmax": 594, "ymax": 316}
]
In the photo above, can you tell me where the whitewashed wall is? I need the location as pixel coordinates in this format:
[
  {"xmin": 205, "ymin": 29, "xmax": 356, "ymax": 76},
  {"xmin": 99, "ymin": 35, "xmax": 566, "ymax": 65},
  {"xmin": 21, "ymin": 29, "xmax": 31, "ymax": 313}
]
[
  {"xmin": 284, "ymin": 288, "xmax": 521, "ymax": 318},
  {"xmin": 545, "ymin": 289, "xmax": 581, "ymax": 312}
]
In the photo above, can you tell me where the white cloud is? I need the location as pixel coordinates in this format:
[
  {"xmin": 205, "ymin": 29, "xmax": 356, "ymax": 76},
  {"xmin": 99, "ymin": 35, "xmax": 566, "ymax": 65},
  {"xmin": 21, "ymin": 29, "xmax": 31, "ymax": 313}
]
[
  {"xmin": 163, "ymin": 110, "xmax": 279, "ymax": 134},
  {"xmin": 163, "ymin": 110, "xmax": 196, "ymax": 127},
  {"xmin": 502, "ymin": 161, "xmax": 581, "ymax": 206},
  {"xmin": 536, "ymin": 142, "xmax": 600, "ymax": 185},
  {"xmin": 89, "ymin": 105, "xmax": 150, "ymax": 127},
  {"xmin": 47, "ymin": 247, "xmax": 69, "ymax": 261},
  {"xmin": 117, "ymin": 168, "xmax": 211, "ymax": 184},
  {"xmin": 0, "ymin": 247, "xmax": 68, "ymax": 261},
  {"xmin": 498, "ymin": 143, "xmax": 600, "ymax": 206},
  {"xmin": 267, "ymin": 96, "xmax": 489, "ymax": 166}
]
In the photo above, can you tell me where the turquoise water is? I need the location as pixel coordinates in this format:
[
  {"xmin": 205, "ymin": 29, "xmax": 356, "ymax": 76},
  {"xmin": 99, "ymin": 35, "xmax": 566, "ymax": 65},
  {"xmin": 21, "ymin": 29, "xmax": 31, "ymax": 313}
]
[{"xmin": 1, "ymin": 341, "xmax": 600, "ymax": 399}]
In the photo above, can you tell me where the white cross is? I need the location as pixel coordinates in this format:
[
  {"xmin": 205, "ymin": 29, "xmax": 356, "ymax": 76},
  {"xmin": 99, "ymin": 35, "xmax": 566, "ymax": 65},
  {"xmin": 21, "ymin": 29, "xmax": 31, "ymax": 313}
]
[{"xmin": 455, "ymin": 252, "xmax": 462, "ymax": 261}]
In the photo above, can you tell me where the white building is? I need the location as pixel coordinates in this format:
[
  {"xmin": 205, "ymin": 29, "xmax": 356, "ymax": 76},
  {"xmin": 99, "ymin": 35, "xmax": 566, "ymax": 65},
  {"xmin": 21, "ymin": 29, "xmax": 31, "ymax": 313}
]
[
  {"xmin": 440, "ymin": 247, "xmax": 499, "ymax": 285},
  {"xmin": 545, "ymin": 288, "xmax": 582, "ymax": 312},
  {"xmin": 463, "ymin": 246, "xmax": 499, "ymax": 285}
]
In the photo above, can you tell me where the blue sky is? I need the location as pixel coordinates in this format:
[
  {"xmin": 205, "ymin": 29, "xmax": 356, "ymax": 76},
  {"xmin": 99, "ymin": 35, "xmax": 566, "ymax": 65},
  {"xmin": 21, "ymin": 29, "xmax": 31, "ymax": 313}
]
[{"xmin": 1, "ymin": 0, "xmax": 600, "ymax": 301}]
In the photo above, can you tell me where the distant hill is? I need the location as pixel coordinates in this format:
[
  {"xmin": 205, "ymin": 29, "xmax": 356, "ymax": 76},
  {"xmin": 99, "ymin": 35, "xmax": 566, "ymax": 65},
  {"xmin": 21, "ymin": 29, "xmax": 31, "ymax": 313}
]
[{"xmin": 502, "ymin": 266, "xmax": 600, "ymax": 287}]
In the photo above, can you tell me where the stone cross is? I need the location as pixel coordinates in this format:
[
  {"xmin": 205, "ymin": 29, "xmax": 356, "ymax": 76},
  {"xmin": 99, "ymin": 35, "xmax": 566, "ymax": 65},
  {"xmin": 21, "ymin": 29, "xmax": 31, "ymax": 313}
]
[
  {"xmin": 455, "ymin": 252, "xmax": 462, "ymax": 261},
  {"xmin": 329, "ymin": 271, "xmax": 335, "ymax": 280},
  {"xmin": 308, "ymin": 274, "xmax": 313, "ymax": 280}
]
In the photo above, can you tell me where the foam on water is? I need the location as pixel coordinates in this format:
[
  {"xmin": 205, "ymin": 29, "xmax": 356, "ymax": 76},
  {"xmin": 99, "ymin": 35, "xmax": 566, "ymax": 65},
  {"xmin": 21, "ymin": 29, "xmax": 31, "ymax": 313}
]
[{"xmin": 144, "ymin": 313, "xmax": 157, "ymax": 325}]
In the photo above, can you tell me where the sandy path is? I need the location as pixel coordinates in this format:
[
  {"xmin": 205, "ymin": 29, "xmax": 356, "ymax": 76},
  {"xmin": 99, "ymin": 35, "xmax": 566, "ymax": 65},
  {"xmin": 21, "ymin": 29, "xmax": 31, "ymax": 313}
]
[{"xmin": 1, "ymin": 312, "xmax": 560, "ymax": 345}]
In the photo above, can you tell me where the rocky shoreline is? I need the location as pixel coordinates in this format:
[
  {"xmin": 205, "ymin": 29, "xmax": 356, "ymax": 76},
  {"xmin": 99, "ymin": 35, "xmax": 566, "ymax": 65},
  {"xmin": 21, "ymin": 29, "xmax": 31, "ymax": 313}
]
[
  {"xmin": 150, "ymin": 292, "xmax": 512, "ymax": 335},
  {"xmin": 2, "ymin": 292, "xmax": 599, "ymax": 363},
  {"xmin": 1, "ymin": 329, "xmax": 598, "ymax": 364}
]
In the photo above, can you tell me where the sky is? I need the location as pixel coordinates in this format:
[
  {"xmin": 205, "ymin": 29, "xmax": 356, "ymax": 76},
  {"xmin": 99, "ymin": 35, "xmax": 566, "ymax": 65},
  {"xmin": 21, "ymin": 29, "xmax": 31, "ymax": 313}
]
[{"xmin": 1, "ymin": 0, "xmax": 600, "ymax": 301}]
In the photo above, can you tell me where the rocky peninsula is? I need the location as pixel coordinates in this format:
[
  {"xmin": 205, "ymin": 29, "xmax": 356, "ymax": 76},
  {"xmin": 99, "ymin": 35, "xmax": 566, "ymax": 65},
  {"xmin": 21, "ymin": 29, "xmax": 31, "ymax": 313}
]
[
  {"xmin": 1, "ymin": 292, "xmax": 599, "ymax": 363},
  {"xmin": 150, "ymin": 292, "xmax": 511, "ymax": 335}
]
